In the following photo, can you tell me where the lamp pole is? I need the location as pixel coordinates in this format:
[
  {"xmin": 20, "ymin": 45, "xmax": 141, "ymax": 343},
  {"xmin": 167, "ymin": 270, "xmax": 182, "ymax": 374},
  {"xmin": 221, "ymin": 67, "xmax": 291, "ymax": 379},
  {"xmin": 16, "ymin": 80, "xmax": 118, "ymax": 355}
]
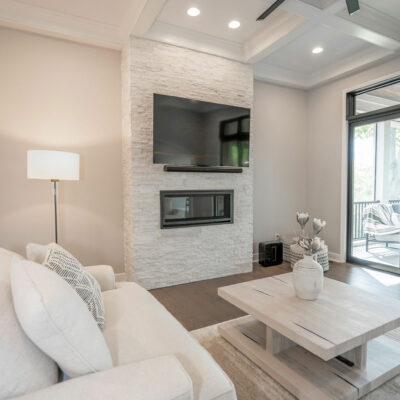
[
  {"xmin": 51, "ymin": 179, "xmax": 59, "ymax": 243},
  {"xmin": 27, "ymin": 150, "xmax": 80, "ymax": 244}
]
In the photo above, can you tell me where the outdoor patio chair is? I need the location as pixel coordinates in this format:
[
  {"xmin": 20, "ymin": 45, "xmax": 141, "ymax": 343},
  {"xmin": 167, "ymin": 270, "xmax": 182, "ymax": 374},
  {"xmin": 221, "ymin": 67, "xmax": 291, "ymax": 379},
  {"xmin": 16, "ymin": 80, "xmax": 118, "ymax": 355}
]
[{"xmin": 364, "ymin": 203, "xmax": 400, "ymax": 256}]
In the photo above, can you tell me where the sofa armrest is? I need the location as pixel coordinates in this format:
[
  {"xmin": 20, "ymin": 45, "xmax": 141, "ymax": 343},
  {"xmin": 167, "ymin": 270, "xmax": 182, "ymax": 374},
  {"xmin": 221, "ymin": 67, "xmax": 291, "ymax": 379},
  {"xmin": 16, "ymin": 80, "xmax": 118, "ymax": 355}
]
[
  {"xmin": 13, "ymin": 355, "xmax": 193, "ymax": 400},
  {"xmin": 84, "ymin": 265, "xmax": 116, "ymax": 292}
]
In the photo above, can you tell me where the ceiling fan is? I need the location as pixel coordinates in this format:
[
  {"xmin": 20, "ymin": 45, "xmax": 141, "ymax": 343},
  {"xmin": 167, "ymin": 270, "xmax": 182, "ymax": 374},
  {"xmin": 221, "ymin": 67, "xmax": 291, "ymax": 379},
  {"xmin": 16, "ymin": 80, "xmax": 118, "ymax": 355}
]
[
  {"xmin": 256, "ymin": 0, "xmax": 360, "ymax": 21},
  {"xmin": 345, "ymin": 0, "xmax": 360, "ymax": 15}
]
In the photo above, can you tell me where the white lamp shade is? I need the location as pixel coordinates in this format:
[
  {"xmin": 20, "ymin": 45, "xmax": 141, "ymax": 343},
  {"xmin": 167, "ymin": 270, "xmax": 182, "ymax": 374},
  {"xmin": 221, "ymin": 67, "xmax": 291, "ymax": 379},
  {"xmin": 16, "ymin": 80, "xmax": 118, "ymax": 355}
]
[{"xmin": 27, "ymin": 150, "xmax": 80, "ymax": 181}]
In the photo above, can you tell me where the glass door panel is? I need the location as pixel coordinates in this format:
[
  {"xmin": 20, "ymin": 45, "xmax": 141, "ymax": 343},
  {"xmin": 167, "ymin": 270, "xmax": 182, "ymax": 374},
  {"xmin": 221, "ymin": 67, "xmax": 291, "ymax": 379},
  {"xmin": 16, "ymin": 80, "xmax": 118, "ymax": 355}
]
[{"xmin": 349, "ymin": 117, "xmax": 400, "ymax": 271}]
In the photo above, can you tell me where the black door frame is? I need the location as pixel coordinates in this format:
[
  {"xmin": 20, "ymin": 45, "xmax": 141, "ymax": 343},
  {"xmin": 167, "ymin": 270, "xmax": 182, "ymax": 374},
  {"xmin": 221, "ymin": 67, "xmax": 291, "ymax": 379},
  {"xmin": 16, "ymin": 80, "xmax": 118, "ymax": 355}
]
[{"xmin": 346, "ymin": 76, "xmax": 400, "ymax": 272}]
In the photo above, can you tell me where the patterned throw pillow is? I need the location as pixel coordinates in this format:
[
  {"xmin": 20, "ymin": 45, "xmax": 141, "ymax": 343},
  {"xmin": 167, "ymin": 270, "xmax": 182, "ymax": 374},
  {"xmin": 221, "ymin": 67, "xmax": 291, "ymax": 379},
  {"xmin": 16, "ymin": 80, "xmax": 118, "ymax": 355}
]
[{"xmin": 43, "ymin": 246, "xmax": 105, "ymax": 329}]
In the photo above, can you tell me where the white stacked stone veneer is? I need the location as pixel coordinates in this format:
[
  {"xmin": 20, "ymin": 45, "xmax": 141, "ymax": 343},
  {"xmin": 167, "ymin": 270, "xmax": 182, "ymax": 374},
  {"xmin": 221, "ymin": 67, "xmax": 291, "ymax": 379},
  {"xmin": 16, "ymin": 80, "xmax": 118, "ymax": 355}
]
[{"xmin": 122, "ymin": 37, "xmax": 254, "ymax": 289}]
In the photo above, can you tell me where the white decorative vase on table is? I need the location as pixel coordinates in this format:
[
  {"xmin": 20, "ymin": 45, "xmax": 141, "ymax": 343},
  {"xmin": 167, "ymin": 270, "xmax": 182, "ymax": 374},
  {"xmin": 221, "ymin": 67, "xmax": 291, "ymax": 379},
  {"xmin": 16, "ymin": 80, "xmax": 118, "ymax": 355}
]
[
  {"xmin": 293, "ymin": 254, "xmax": 323, "ymax": 300},
  {"xmin": 292, "ymin": 211, "xmax": 327, "ymax": 300}
]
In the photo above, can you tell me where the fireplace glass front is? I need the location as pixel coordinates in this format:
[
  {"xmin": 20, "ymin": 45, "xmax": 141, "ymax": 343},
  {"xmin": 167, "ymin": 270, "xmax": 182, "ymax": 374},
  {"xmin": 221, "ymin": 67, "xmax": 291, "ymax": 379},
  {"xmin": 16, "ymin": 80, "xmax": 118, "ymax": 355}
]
[{"xmin": 160, "ymin": 190, "xmax": 233, "ymax": 228}]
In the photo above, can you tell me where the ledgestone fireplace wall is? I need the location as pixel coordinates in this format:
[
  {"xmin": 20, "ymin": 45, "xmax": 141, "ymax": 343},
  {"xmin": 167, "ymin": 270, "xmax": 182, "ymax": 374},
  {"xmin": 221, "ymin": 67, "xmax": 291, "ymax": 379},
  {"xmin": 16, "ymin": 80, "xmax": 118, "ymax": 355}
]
[{"xmin": 122, "ymin": 37, "xmax": 254, "ymax": 289}]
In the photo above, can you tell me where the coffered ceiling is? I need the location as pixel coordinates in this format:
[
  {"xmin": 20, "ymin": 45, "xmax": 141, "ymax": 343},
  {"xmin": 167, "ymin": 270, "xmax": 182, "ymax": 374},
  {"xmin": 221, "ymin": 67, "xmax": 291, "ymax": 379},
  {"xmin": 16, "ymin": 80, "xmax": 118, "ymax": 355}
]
[{"xmin": 0, "ymin": 0, "xmax": 399, "ymax": 88}]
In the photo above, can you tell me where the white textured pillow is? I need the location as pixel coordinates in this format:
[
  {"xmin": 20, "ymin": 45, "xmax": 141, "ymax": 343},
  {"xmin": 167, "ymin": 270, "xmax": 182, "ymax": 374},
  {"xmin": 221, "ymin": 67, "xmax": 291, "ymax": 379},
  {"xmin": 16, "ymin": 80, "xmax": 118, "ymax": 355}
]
[
  {"xmin": 11, "ymin": 259, "xmax": 113, "ymax": 378},
  {"xmin": 43, "ymin": 245, "xmax": 105, "ymax": 329}
]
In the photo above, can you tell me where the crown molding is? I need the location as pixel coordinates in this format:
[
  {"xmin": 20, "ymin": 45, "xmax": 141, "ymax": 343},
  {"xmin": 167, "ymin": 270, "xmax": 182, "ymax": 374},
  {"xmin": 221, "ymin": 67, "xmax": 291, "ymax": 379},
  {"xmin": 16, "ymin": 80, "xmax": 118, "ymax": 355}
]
[
  {"xmin": 0, "ymin": 0, "xmax": 124, "ymax": 48},
  {"xmin": 0, "ymin": 19, "xmax": 123, "ymax": 50},
  {"xmin": 254, "ymin": 63, "xmax": 309, "ymax": 89}
]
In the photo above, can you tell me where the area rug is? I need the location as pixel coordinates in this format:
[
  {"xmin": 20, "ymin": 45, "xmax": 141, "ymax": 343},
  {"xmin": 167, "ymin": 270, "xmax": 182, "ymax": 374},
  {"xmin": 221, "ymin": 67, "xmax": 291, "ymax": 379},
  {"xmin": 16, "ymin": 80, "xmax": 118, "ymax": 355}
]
[{"xmin": 191, "ymin": 321, "xmax": 400, "ymax": 400}]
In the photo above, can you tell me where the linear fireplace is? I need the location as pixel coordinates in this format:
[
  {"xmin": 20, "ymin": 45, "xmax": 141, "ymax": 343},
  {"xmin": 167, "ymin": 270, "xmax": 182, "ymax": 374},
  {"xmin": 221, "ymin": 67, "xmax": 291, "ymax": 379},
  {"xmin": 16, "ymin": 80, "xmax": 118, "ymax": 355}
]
[{"xmin": 160, "ymin": 190, "xmax": 233, "ymax": 229}]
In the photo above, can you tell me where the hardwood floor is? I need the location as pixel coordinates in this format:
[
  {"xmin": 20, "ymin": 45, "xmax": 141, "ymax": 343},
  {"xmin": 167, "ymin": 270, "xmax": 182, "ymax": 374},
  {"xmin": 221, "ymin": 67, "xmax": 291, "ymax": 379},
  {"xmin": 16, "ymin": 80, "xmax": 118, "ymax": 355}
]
[{"xmin": 150, "ymin": 262, "xmax": 400, "ymax": 331}]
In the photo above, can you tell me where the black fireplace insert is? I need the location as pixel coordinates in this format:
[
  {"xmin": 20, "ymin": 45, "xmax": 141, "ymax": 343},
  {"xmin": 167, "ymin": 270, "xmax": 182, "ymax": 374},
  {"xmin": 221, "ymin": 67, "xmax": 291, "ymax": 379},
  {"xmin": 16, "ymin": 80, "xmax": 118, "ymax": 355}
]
[{"xmin": 160, "ymin": 190, "xmax": 234, "ymax": 228}]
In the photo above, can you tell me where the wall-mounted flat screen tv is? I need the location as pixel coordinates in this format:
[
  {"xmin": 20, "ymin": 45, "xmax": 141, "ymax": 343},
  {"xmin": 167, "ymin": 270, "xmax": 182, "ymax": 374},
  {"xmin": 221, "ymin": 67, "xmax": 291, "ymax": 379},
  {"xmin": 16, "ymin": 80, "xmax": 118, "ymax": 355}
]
[{"xmin": 153, "ymin": 94, "xmax": 250, "ymax": 167}]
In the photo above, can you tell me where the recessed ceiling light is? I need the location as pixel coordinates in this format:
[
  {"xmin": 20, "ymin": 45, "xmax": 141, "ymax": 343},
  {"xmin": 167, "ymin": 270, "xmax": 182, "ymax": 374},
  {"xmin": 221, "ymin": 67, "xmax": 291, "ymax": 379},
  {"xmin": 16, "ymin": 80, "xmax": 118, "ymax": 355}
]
[
  {"xmin": 187, "ymin": 7, "xmax": 200, "ymax": 17},
  {"xmin": 228, "ymin": 20, "xmax": 241, "ymax": 29},
  {"xmin": 312, "ymin": 46, "xmax": 324, "ymax": 54}
]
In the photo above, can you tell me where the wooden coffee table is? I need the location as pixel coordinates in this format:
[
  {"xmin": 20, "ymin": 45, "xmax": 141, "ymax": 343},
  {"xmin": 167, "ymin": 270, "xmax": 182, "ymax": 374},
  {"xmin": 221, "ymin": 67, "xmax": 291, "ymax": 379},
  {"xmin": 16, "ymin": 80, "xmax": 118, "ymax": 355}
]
[{"xmin": 218, "ymin": 273, "xmax": 400, "ymax": 399}]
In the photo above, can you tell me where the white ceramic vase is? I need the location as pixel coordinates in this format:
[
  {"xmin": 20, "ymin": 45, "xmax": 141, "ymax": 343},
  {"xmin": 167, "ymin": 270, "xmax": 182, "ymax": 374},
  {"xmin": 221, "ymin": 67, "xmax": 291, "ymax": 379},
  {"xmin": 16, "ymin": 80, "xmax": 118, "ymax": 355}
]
[{"xmin": 293, "ymin": 254, "xmax": 323, "ymax": 300}]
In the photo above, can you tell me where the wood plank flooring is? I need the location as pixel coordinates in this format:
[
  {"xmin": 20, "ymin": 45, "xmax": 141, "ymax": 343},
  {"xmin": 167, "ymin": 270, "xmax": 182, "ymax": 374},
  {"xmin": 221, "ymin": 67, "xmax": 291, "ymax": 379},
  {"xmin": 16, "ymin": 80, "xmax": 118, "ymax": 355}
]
[{"xmin": 150, "ymin": 262, "xmax": 400, "ymax": 331}]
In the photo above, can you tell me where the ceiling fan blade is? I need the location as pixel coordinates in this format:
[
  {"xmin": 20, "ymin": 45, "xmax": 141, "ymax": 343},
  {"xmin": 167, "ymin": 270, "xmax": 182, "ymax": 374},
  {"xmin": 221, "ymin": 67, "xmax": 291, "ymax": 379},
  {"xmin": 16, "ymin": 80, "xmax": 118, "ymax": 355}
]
[
  {"xmin": 346, "ymin": 0, "xmax": 360, "ymax": 15},
  {"xmin": 257, "ymin": 0, "xmax": 286, "ymax": 21}
]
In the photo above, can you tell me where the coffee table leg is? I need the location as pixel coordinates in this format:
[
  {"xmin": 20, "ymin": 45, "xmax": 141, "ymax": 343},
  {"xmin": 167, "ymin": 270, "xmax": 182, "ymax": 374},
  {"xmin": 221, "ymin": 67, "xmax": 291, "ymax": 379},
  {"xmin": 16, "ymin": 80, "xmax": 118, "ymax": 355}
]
[
  {"xmin": 266, "ymin": 325, "xmax": 368, "ymax": 369},
  {"xmin": 340, "ymin": 344, "xmax": 367, "ymax": 369},
  {"xmin": 266, "ymin": 326, "xmax": 295, "ymax": 355}
]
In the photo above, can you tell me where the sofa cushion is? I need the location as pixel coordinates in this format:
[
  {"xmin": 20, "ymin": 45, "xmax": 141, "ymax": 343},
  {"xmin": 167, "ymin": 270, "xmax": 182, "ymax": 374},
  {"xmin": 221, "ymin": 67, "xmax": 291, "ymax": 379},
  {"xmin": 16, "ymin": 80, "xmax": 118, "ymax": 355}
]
[
  {"xmin": 11, "ymin": 259, "xmax": 113, "ymax": 378},
  {"xmin": 0, "ymin": 248, "xmax": 58, "ymax": 400},
  {"xmin": 102, "ymin": 282, "xmax": 236, "ymax": 400},
  {"xmin": 13, "ymin": 355, "xmax": 194, "ymax": 400}
]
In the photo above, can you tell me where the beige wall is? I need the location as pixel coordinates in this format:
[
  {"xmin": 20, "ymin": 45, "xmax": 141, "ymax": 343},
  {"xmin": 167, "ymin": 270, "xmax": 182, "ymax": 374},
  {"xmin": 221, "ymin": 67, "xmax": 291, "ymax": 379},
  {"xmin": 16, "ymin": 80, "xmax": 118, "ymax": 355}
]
[
  {"xmin": 307, "ymin": 57, "xmax": 400, "ymax": 260},
  {"xmin": 254, "ymin": 59, "xmax": 400, "ymax": 261},
  {"xmin": 0, "ymin": 27, "xmax": 124, "ymax": 272},
  {"xmin": 1, "ymin": 24, "xmax": 399, "ymax": 272},
  {"xmin": 253, "ymin": 81, "xmax": 308, "ymax": 250}
]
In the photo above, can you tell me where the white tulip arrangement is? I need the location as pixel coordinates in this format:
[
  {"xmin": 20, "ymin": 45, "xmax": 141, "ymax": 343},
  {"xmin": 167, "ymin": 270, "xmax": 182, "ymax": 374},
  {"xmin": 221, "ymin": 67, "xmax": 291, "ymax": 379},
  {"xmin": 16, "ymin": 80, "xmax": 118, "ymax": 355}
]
[
  {"xmin": 296, "ymin": 212, "xmax": 327, "ymax": 255},
  {"xmin": 296, "ymin": 212, "xmax": 309, "ymax": 231}
]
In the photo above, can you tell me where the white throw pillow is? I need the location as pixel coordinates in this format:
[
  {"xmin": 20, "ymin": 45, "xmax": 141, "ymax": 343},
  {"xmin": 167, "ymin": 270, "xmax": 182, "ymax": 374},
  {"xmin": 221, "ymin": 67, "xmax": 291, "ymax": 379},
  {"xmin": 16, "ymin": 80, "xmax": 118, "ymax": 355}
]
[
  {"xmin": 26, "ymin": 243, "xmax": 48, "ymax": 264},
  {"xmin": 0, "ymin": 249, "xmax": 58, "ymax": 399},
  {"xmin": 37, "ymin": 243, "xmax": 105, "ymax": 329},
  {"xmin": 11, "ymin": 259, "xmax": 113, "ymax": 378}
]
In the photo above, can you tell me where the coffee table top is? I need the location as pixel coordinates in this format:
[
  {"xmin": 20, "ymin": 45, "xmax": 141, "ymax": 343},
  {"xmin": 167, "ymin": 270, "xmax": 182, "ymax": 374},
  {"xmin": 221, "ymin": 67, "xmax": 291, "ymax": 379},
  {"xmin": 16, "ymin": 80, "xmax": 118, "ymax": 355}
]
[{"xmin": 218, "ymin": 273, "xmax": 400, "ymax": 360}]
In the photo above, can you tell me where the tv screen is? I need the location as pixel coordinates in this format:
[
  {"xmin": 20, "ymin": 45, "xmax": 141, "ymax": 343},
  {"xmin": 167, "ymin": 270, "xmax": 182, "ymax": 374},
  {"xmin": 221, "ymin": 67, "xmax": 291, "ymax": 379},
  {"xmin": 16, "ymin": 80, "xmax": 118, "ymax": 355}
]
[{"xmin": 153, "ymin": 94, "xmax": 250, "ymax": 167}]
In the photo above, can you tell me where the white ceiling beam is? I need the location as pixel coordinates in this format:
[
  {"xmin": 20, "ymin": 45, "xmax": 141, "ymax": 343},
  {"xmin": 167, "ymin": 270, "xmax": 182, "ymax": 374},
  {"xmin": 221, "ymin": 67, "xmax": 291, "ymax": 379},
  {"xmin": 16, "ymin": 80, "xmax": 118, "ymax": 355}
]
[
  {"xmin": 279, "ymin": 0, "xmax": 348, "ymax": 20},
  {"xmin": 251, "ymin": 0, "xmax": 400, "ymax": 88},
  {"xmin": 337, "ymin": 4, "xmax": 400, "ymax": 42},
  {"xmin": 244, "ymin": 0, "xmax": 336, "ymax": 66},
  {"xmin": 119, "ymin": 0, "xmax": 151, "ymax": 39},
  {"xmin": 244, "ymin": 10, "xmax": 308, "ymax": 64},
  {"xmin": 281, "ymin": 0, "xmax": 400, "ymax": 50},
  {"xmin": 249, "ymin": 0, "xmax": 399, "ymax": 79},
  {"xmin": 131, "ymin": 0, "xmax": 167, "ymax": 36},
  {"xmin": 326, "ymin": 3, "xmax": 400, "ymax": 51},
  {"xmin": 325, "ymin": 16, "xmax": 400, "ymax": 51},
  {"xmin": 280, "ymin": 0, "xmax": 331, "ymax": 19}
]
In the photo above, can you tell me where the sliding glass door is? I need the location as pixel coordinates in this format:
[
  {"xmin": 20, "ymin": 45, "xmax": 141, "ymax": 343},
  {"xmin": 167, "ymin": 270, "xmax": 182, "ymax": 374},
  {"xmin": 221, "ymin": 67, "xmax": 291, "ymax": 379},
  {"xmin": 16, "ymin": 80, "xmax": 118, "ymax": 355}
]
[{"xmin": 347, "ymin": 77, "xmax": 400, "ymax": 272}]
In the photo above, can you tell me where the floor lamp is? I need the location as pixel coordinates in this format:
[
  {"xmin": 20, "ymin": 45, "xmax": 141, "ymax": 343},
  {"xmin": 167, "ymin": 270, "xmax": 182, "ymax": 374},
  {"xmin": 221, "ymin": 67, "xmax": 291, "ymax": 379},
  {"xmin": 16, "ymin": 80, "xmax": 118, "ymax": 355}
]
[{"xmin": 27, "ymin": 150, "xmax": 80, "ymax": 243}]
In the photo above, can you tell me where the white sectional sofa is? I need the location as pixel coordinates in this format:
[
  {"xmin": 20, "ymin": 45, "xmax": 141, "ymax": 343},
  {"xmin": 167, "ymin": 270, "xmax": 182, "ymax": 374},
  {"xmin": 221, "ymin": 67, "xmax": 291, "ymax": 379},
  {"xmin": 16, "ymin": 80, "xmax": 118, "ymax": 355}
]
[{"xmin": 0, "ymin": 248, "xmax": 236, "ymax": 400}]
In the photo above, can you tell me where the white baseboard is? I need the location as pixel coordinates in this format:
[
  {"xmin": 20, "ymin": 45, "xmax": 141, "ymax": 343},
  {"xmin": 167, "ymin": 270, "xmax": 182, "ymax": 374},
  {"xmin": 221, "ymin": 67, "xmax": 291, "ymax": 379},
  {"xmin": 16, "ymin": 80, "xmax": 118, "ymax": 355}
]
[
  {"xmin": 328, "ymin": 252, "xmax": 345, "ymax": 263},
  {"xmin": 115, "ymin": 272, "xmax": 127, "ymax": 282}
]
